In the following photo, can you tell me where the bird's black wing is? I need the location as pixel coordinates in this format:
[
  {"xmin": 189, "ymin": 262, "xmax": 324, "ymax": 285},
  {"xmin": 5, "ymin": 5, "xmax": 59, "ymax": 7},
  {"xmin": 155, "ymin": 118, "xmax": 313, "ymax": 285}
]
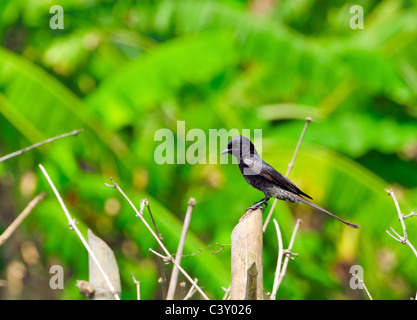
[{"xmin": 243, "ymin": 156, "xmax": 313, "ymax": 200}]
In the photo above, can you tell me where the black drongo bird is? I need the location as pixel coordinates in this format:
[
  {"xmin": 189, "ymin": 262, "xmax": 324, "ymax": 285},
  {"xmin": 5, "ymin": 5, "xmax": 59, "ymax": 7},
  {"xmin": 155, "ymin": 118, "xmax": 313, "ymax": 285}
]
[{"xmin": 221, "ymin": 136, "xmax": 359, "ymax": 229}]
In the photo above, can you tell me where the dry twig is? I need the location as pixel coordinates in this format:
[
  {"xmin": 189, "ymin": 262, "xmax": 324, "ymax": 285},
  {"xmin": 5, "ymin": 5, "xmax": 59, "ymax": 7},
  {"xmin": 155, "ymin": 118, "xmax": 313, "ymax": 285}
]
[
  {"xmin": 105, "ymin": 178, "xmax": 209, "ymax": 300},
  {"xmin": 183, "ymin": 278, "xmax": 198, "ymax": 300},
  {"xmin": 167, "ymin": 197, "xmax": 196, "ymax": 300},
  {"xmin": 385, "ymin": 189, "xmax": 417, "ymax": 258},
  {"xmin": 39, "ymin": 164, "xmax": 120, "ymax": 300},
  {"xmin": 270, "ymin": 218, "xmax": 284, "ymax": 300},
  {"xmin": 351, "ymin": 273, "xmax": 373, "ymax": 300},
  {"xmin": 140, "ymin": 198, "xmax": 167, "ymax": 298},
  {"xmin": 272, "ymin": 219, "xmax": 302, "ymax": 295},
  {"xmin": 131, "ymin": 273, "xmax": 141, "ymax": 300},
  {"xmin": 174, "ymin": 242, "xmax": 230, "ymax": 258},
  {"xmin": 0, "ymin": 192, "xmax": 46, "ymax": 246},
  {"xmin": 221, "ymin": 285, "xmax": 231, "ymax": 300},
  {"xmin": 0, "ymin": 129, "xmax": 84, "ymax": 162},
  {"xmin": 263, "ymin": 118, "xmax": 311, "ymax": 232}
]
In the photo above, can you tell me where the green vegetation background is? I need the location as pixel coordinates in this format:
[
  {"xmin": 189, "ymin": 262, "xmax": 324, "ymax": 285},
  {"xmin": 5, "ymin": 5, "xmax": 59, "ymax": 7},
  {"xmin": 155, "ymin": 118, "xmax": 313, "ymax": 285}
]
[{"xmin": 1, "ymin": 0, "xmax": 417, "ymax": 300}]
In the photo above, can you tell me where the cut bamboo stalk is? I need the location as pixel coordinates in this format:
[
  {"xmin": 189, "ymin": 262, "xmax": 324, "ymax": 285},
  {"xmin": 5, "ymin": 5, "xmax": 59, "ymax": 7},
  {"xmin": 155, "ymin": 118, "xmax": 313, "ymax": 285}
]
[
  {"xmin": 88, "ymin": 229, "xmax": 121, "ymax": 300},
  {"xmin": 231, "ymin": 208, "xmax": 263, "ymax": 300}
]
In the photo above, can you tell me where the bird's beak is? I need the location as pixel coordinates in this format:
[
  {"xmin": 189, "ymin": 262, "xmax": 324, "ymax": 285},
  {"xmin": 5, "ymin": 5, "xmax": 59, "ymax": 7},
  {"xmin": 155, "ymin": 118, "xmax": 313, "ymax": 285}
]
[{"xmin": 221, "ymin": 148, "xmax": 230, "ymax": 155}]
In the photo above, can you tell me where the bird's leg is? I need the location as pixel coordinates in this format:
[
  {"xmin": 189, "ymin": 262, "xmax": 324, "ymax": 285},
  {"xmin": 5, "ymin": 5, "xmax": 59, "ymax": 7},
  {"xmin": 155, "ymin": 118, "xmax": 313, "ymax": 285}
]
[{"xmin": 246, "ymin": 197, "xmax": 270, "ymax": 212}]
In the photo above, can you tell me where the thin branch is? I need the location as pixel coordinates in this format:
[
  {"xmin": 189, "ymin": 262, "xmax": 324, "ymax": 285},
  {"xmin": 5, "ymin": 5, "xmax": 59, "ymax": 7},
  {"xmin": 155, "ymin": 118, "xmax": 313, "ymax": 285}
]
[
  {"xmin": 148, "ymin": 248, "xmax": 209, "ymax": 300},
  {"xmin": 407, "ymin": 240, "xmax": 417, "ymax": 258},
  {"xmin": 39, "ymin": 164, "xmax": 120, "ymax": 300},
  {"xmin": 351, "ymin": 273, "xmax": 373, "ymax": 300},
  {"xmin": 385, "ymin": 229, "xmax": 401, "ymax": 242},
  {"xmin": 167, "ymin": 197, "xmax": 196, "ymax": 300},
  {"xmin": 0, "ymin": 129, "xmax": 84, "ymax": 162},
  {"xmin": 403, "ymin": 212, "xmax": 417, "ymax": 220},
  {"xmin": 140, "ymin": 198, "xmax": 167, "ymax": 298},
  {"xmin": 275, "ymin": 219, "xmax": 302, "ymax": 291},
  {"xmin": 262, "ymin": 199, "xmax": 278, "ymax": 233},
  {"xmin": 141, "ymin": 199, "xmax": 163, "ymax": 240},
  {"xmin": 149, "ymin": 248, "xmax": 169, "ymax": 260},
  {"xmin": 385, "ymin": 189, "xmax": 417, "ymax": 258},
  {"xmin": 270, "ymin": 218, "xmax": 284, "ymax": 300},
  {"xmin": 286, "ymin": 117, "xmax": 312, "ymax": 177},
  {"xmin": 174, "ymin": 242, "xmax": 231, "ymax": 258},
  {"xmin": 221, "ymin": 285, "xmax": 231, "ymax": 300},
  {"xmin": 386, "ymin": 189, "xmax": 407, "ymax": 239},
  {"xmin": 131, "ymin": 273, "xmax": 141, "ymax": 300},
  {"xmin": 0, "ymin": 192, "xmax": 46, "ymax": 246},
  {"xmin": 399, "ymin": 237, "xmax": 417, "ymax": 258},
  {"xmin": 263, "ymin": 118, "xmax": 311, "ymax": 232},
  {"xmin": 386, "ymin": 227, "xmax": 403, "ymax": 242},
  {"xmin": 183, "ymin": 278, "xmax": 198, "ymax": 300},
  {"xmin": 105, "ymin": 178, "xmax": 210, "ymax": 300}
]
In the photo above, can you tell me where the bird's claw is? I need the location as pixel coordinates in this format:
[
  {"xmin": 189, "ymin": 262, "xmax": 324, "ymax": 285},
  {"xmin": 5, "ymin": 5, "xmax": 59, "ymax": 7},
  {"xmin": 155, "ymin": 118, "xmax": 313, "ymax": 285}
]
[{"xmin": 246, "ymin": 201, "xmax": 268, "ymax": 212}]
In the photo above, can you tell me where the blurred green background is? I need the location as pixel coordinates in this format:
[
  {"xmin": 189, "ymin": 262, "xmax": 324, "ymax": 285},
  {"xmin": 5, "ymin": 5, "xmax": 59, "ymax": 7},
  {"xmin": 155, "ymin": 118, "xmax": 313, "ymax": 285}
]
[{"xmin": 1, "ymin": 0, "xmax": 417, "ymax": 300}]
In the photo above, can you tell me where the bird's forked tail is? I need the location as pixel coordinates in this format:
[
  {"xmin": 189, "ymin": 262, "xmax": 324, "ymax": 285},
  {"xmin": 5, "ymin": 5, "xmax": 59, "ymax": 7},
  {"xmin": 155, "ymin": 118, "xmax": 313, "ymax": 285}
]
[{"xmin": 297, "ymin": 197, "xmax": 360, "ymax": 229}]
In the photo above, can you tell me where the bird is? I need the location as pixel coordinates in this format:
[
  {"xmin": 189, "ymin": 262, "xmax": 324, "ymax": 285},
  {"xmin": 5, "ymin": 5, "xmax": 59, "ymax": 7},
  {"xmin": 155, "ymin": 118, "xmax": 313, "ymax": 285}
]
[{"xmin": 221, "ymin": 136, "xmax": 359, "ymax": 229}]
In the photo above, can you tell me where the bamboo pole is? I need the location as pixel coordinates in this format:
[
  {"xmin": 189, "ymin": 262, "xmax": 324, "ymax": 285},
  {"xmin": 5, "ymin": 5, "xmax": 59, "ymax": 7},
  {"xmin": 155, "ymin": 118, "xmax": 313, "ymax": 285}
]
[
  {"xmin": 231, "ymin": 208, "xmax": 263, "ymax": 300},
  {"xmin": 88, "ymin": 229, "xmax": 121, "ymax": 300}
]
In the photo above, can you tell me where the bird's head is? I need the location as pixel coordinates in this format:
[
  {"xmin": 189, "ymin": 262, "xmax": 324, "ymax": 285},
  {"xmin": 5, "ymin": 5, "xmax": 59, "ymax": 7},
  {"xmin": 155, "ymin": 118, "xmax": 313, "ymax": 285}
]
[{"xmin": 221, "ymin": 136, "xmax": 258, "ymax": 159}]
